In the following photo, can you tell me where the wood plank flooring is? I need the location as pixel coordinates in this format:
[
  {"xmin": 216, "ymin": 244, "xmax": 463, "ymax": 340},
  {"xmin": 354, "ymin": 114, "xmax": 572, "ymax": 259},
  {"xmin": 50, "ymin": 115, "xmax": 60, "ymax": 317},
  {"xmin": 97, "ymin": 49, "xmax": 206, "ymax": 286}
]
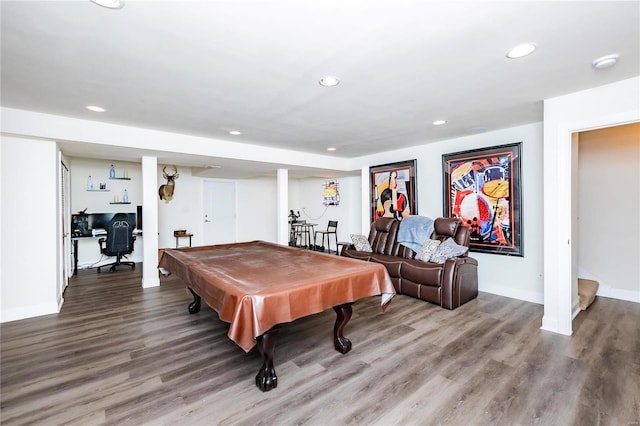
[{"xmin": 1, "ymin": 266, "xmax": 639, "ymax": 425}]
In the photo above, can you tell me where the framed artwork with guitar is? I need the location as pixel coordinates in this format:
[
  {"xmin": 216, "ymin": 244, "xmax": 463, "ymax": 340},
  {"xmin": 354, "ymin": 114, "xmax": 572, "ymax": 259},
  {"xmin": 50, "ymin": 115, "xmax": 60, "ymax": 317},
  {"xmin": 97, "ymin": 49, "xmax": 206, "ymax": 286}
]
[{"xmin": 370, "ymin": 160, "xmax": 417, "ymax": 222}]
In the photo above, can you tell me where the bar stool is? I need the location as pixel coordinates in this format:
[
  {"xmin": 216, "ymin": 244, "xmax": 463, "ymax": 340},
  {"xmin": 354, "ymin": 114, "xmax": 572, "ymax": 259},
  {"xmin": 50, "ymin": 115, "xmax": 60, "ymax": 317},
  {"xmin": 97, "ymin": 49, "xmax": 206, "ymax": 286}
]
[{"xmin": 291, "ymin": 221, "xmax": 314, "ymax": 248}]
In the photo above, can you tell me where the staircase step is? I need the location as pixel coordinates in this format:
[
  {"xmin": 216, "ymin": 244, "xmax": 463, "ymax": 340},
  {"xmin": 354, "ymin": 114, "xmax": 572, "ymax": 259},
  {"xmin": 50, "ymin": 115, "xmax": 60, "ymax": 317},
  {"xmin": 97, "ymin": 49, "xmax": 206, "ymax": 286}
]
[{"xmin": 578, "ymin": 278, "xmax": 599, "ymax": 310}]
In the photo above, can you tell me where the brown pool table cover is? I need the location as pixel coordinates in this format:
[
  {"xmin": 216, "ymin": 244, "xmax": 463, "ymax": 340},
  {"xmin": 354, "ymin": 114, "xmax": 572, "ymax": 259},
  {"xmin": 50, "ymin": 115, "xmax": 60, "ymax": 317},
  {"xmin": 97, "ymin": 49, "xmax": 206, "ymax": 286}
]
[{"xmin": 158, "ymin": 241, "xmax": 395, "ymax": 352}]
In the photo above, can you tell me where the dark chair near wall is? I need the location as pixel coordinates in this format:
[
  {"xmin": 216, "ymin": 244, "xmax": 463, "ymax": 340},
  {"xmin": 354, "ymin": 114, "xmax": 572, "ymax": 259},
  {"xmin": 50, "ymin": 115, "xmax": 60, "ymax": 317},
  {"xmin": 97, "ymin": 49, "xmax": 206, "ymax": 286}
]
[
  {"xmin": 97, "ymin": 213, "xmax": 136, "ymax": 273},
  {"xmin": 314, "ymin": 220, "xmax": 338, "ymax": 254}
]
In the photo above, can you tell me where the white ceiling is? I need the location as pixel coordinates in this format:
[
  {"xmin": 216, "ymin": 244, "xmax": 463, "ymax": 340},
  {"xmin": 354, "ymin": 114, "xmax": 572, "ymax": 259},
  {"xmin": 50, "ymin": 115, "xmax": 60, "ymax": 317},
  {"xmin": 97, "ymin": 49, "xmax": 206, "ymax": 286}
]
[{"xmin": 1, "ymin": 0, "xmax": 638, "ymax": 178}]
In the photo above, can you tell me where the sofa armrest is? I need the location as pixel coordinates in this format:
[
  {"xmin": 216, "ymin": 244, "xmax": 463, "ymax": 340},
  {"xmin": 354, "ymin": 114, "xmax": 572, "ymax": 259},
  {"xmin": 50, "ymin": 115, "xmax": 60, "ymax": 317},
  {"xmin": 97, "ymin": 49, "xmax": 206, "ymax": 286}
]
[
  {"xmin": 440, "ymin": 256, "xmax": 478, "ymax": 310},
  {"xmin": 341, "ymin": 246, "xmax": 372, "ymax": 262},
  {"xmin": 340, "ymin": 243, "xmax": 354, "ymax": 256}
]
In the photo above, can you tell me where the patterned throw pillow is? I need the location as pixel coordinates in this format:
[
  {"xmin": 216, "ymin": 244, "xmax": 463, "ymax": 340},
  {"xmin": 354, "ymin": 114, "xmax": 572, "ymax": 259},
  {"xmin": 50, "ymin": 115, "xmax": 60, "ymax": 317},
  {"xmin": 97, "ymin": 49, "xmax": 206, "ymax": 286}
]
[
  {"xmin": 415, "ymin": 239, "xmax": 441, "ymax": 262},
  {"xmin": 429, "ymin": 237, "xmax": 468, "ymax": 264},
  {"xmin": 350, "ymin": 234, "xmax": 373, "ymax": 252}
]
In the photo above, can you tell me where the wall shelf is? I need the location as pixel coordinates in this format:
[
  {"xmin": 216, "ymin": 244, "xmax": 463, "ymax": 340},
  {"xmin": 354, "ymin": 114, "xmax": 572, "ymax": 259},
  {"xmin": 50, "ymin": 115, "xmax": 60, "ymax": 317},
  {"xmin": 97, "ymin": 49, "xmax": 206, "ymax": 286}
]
[
  {"xmin": 109, "ymin": 177, "xmax": 131, "ymax": 180},
  {"xmin": 87, "ymin": 189, "xmax": 110, "ymax": 192},
  {"xmin": 109, "ymin": 202, "xmax": 131, "ymax": 204}
]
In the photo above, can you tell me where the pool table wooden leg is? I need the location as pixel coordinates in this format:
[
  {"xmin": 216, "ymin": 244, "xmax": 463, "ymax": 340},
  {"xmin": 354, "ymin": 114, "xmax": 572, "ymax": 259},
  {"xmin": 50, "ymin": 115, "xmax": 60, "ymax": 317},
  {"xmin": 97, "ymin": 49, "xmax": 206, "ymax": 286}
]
[
  {"xmin": 333, "ymin": 303, "xmax": 353, "ymax": 354},
  {"xmin": 255, "ymin": 326, "xmax": 280, "ymax": 392},
  {"xmin": 187, "ymin": 287, "xmax": 201, "ymax": 314}
]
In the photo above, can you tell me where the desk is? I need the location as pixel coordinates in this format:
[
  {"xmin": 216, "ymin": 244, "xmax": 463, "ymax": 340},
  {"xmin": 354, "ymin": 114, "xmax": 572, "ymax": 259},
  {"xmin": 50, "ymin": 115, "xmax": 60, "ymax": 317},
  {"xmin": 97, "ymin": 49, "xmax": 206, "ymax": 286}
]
[
  {"xmin": 71, "ymin": 235, "xmax": 103, "ymax": 275},
  {"xmin": 158, "ymin": 241, "xmax": 394, "ymax": 392},
  {"xmin": 72, "ymin": 231, "xmax": 141, "ymax": 275}
]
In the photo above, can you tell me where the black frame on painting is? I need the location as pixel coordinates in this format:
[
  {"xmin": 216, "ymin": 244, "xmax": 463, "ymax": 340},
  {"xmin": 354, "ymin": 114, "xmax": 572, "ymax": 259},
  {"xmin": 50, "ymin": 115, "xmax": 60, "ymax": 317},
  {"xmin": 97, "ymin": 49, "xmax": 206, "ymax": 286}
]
[
  {"xmin": 442, "ymin": 143, "xmax": 523, "ymax": 256},
  {"xmin": 370, "ymin": 159, "xmax": 417, "ymax": 223}
]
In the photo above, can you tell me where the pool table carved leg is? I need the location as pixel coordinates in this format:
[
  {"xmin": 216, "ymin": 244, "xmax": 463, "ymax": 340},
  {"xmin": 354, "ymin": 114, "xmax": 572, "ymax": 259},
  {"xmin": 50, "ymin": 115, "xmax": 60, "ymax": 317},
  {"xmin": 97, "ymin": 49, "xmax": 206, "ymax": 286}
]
[
  {"xmin": 187, "ymin": 287, "xmax": 201, "ymax": 314},
  {"xmin": 255, "ymin": 326, "xmax": 280, "ymax": 392},
  {"xmin": 333, "ymin": 303, "xmax": 353, "ymax": 354}
]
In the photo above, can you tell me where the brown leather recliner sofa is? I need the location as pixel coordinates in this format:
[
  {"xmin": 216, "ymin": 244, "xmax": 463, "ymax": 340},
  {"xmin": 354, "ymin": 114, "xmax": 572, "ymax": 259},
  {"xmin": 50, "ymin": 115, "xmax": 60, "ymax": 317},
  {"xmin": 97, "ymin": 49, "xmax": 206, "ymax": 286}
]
[{"xmin": 341, "ymin": 217, "xmax": 478, "ymax": 310}]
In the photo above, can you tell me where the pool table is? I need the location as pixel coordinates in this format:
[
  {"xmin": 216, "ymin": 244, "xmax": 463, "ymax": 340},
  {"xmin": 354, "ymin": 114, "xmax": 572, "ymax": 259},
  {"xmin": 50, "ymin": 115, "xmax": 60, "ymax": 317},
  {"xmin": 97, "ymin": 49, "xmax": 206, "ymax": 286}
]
[{"xmin": 158, "ymin": 240, "xmax": 395, "ymax": 391}]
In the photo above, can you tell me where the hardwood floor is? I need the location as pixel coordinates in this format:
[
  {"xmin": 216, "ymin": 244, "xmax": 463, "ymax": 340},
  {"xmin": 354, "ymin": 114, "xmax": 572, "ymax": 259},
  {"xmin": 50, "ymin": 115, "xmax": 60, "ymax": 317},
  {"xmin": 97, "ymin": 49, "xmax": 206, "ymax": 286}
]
[{"xmin": 1, "ymin": 266, "xmax": 639, "ymax": 425}]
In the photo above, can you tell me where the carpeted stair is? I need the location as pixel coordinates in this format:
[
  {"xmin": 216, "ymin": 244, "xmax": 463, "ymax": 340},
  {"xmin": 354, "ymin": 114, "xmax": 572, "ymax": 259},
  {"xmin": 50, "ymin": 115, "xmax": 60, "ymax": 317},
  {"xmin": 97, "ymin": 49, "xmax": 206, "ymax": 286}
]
[{"xmin": 578, "ymin": 278, "xmax": 599, "ymax": 310}]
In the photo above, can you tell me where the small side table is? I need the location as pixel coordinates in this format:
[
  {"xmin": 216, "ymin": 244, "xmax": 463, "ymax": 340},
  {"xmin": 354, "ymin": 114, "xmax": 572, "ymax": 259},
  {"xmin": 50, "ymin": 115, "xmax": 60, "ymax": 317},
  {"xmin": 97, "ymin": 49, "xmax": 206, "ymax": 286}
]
[
  {"xmin": 175, "ymin": 233, "xmax": 193, "ymax": 248},
  {"xmin": 336, "ymin": 242, "xmax": 351, "ymax": 256}
]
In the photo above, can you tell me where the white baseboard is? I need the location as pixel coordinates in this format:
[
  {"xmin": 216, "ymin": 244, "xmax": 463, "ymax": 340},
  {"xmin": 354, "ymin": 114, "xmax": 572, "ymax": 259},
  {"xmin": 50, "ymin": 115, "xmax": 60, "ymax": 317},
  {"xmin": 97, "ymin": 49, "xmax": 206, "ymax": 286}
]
[
  {"xmin": 577, "ymin": 267, "xmax": 639, "ymax": 304},
  {"xmin": 541, "ymin": 315, "xmax": 557, "ymax": 332},
  {"xmin": 596, "ymin": 284, "xmax": 640, "ymax": 303},
  {"xmin": 572, "ymin": 302, "xmax": 581, "ymax": 319},
  {"xmin": 0, "ymin": 301, "xmax": 60, "ymax": 323},
  {"xmin": 142, "ymin": 277, "xmax": 160, "ymax": 288},
  {"xmin": 479, "ymin": 282, "xmax": 544, "ymax": 305}
]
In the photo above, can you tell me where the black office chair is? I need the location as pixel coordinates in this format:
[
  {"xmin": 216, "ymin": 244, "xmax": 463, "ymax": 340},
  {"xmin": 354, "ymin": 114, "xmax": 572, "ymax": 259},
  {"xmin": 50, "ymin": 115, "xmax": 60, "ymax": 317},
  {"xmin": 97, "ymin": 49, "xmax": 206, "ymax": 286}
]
[
  {"xmin": 314, "ymin": 220, "xmax": 338, "ymax": 254},
  {"xmin": 97, "ymin": 213, "xmax": 136, "ymax": 273}
]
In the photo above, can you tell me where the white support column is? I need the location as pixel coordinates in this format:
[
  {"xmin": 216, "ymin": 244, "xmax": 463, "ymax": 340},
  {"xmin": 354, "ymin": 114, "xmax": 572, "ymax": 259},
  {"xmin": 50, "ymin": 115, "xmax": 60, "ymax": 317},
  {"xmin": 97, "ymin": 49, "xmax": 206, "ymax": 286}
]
[
  {"xmin": 276, "ymin": 168, "xmax": 289, "ymax": 246},
  {"xmin": 141, "ymin": 156, "xmax": 160, "ymax": 288}
]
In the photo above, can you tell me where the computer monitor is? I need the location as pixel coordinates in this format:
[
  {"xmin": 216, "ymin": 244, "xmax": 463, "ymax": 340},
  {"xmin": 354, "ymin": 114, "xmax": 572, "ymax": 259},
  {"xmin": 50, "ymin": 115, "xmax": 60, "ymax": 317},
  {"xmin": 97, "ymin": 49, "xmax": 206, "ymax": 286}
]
[
  {"xmin": 71, "ymin": 212, "xmax": 137, "ymax": 237},
  {"xmin": 87, "ymin": 213, "xmax": 114, "ymax": 231}
]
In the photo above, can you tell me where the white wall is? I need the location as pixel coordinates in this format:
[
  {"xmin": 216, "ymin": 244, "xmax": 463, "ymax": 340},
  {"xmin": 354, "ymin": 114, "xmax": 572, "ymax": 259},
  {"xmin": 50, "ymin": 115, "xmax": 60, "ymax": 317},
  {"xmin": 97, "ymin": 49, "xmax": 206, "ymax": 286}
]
[
  {"xmin": 70, "ymin": 158, "xmax": 141, "ymax": 212},
  {"xmin": 351, "ymin": 123, "xmax": 545, "ymax": 304},
  {"xmin": 3, "ymin": 79, "xmax": 638, "ymax": 326},
  {"xmin": 236, "ymin": 177, "xmax": 278, "ymax": 243},
  {"xmin": 289, "ymin": 176, "xmax": 362, "ymax": 245},
  {"xmin": 156, "ymin": 166, "xmax": 204, "ymax": 249},
  {"xmin": 1, "ymin": 135, "xmax": 60, "ymax": 322},
  {"xmin": 70, "ymin": 161, "xmax": 285, "ymax": 263},
  {"xmin": 543, "ymin": 76, "xmax": 640, "ymax": 335},
  {"xmin": 577, "ymin": 123, "xmax": 640, "ymax": 302},
  {"xmin": 158, "ymin": 174, "xmax": 280, "ymax": 246},
  {"xmin": 0, "ymin": 123, "xmax": 546, "ymax": 322}
]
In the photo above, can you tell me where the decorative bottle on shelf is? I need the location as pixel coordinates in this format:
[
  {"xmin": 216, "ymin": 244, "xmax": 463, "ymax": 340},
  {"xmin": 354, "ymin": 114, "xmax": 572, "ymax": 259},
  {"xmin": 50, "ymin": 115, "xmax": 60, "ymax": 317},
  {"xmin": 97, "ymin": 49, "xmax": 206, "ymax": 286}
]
[
  {"xmin": 110, "ymin": 164, "xmax": 116, "ymax": 178},
  {"xmin": 87, "ymin": 175, "xmax": 93, "ymax": 190},
  {"xmin": 123, "ymin": 189, "xmax": 129, "ymax": 203}
]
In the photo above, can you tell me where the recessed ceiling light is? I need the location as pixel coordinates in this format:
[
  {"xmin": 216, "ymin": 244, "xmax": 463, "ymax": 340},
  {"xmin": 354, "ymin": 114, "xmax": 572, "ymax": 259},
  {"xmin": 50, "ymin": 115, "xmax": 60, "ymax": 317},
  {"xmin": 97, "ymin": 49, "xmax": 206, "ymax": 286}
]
[
  {"xmin": 229, "ymin": 130, "xmax": 241, "ymax": 135},
  {"xmin": 86, "ymin": 105, "xmax": 105, "ymax": 112},
  {"xmin": 319, "ymin": 76, "xmax": 340, "ymax": 87},
  {"xmin": 592, "ymin": 54, "xmax": 619, "ymax": 70},
  {"xmin": 90, "ymin": 0, "xmax": 124, "ymax": 9},
  {"xmin": 506, "ymin": 43, "xmax": 536, "ymax": 59},
  {"xmin": 327, "ymin": 147, "xmax": 337, "ymax": 151},
  {"xmin": 433, "ymin": 120, "xmax": 446, "ymax": 126}
]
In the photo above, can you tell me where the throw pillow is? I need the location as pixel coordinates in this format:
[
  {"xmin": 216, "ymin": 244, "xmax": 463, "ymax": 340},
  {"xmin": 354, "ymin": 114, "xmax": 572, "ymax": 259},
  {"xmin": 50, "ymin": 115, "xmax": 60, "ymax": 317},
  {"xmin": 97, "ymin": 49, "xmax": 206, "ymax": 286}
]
[
  {"xmin": 429, "ymin": 237, "xmax": 468, "ymax": 264},
  {"xmin": 350, "ymin": 234, "xmax": 373, "ymax": 252},
  {"xmin": 415, "ymin": 239, "xmax": 441, "ymax": 262}
]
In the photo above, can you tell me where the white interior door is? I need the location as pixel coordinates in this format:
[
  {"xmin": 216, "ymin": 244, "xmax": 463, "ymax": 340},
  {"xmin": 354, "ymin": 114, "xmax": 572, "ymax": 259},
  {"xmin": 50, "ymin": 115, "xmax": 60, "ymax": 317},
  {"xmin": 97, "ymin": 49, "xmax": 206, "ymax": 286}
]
[{"xmin": 203, "ymin": 180, "xmax": 237, "ymax": 245}]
